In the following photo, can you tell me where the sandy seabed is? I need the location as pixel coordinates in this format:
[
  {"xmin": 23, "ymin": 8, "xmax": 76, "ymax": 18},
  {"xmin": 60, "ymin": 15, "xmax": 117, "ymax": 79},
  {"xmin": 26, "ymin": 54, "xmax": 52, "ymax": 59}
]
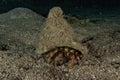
[{"xmin": 0, "ymin": 7, "xmax": 120, "ymax": 80}]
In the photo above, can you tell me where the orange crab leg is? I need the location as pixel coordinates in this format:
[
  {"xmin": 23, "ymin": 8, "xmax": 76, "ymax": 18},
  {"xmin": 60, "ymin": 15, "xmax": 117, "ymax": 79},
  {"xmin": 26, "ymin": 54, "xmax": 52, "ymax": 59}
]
[
  {"xmin": 54, "ymin": 52, "xmax": 63, "ymax": 66},
  {"xmin": 67, "ymin": 54, "xmax": 75, "ymax": 68},
  {"xmin": 45, "ymin": 48, "xmax": 58, "ymax": 63}
]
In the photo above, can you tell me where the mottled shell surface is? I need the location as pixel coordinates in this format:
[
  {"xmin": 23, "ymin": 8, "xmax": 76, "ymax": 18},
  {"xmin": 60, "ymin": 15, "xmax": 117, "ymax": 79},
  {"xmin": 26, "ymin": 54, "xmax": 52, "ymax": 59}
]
[{"xmin": 36, "ymin": 7, "xmax": 88, "ymax": 55}]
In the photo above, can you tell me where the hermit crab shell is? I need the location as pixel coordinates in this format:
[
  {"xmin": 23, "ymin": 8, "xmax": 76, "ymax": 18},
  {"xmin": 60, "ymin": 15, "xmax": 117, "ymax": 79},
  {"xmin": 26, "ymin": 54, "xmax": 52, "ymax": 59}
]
[{"xmin": 36, "ymin": 7, "xmax": 88, "ymax": 56}]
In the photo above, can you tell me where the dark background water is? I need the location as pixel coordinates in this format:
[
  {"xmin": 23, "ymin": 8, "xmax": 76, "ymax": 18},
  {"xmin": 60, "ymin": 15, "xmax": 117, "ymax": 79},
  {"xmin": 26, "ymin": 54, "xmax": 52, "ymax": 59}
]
[{"xmin": 0, "ymin": 0, "xmax": 120, "ymax": 16}]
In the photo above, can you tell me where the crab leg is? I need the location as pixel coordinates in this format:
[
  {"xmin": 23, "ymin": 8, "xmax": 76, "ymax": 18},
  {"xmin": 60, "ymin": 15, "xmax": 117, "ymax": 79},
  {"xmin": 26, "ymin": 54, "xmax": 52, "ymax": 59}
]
[
  {"xmin": 67, "ymin": 54, "xmax": 75, "ymax": 68},
  {"xmin": 45, "ymin": 48, "xmax": 58, "ymax": 63},
  {"xmin": 54, "ymin": 52, "xmax": 63, "ymax": 66}
]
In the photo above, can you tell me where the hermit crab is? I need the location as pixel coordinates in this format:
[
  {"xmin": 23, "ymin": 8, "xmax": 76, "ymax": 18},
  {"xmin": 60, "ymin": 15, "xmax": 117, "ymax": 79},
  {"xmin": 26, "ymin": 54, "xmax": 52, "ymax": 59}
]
[{"xmin": 42, "ymin": 46, "xmax": 83, "ymax": 68}]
